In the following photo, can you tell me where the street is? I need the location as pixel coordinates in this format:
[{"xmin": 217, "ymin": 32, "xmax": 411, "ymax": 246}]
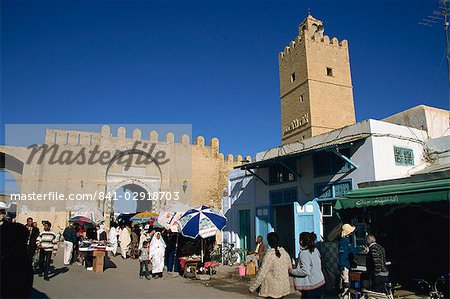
[{"xmin": 32, "ymin": 244, "xmax": 253, "ymax": 299}]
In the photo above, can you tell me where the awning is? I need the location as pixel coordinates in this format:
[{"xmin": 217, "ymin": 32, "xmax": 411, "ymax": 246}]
[
  {"xmin": 335, "ymin": 178, "xmax": 450, "ymax": 210},
  {"xmin": 237, "ymin": 133, "xmax": 370, "ymax": 170}
]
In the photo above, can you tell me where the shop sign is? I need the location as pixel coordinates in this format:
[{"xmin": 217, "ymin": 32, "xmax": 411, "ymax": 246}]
[{"xmin": 355, "ymin": 195, "xmax": 399, "ymax": 207}]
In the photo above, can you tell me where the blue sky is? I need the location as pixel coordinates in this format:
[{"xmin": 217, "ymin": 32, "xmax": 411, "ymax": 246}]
[{"xmin": 2, "ymin": 0, "xmax": 448, "ymax": 157}]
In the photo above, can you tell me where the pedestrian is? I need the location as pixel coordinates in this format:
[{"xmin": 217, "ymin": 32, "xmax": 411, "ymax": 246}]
[
  {"xmin": 25, "ymin": 217, "xmax": 40, "ymax": 263},
  {"xmin": 149, "ymin": 232, "xmax": 166, "ymax": 278},
  {"xmin": 0, "ymin": 222, "xmax": 34, "ymax": 298},
  {"xmin": 249, "ymin": 232, "xmax": 292, "ymax": 298},
  {"xmin": 139, "ymin": 240, "xmax": 151, "ymax": 279},
  {"xmin": 289, "ymin": 232, "xmax": 325, "ymax": 299},
  {"xmin": 364, "ymin": 235, "xmax": 389, "ymax": 292},
  {"xmin": 119, "ymin": 224, "xmax": 131, "ymax": 259},
  {"xmin": 74, "ymin": 224, "xmax": 84, "ymax": 264},
  {"xmin": 139, "ymin": 225, "xmax": 150, "ymax": 250},
  {"xmin": 246, "ymin": 235, "xmax": 267, "ymax": 270},
  {"xmin": 36, "ymin": 221, "xmax": 58, "ymax": 281},
  {"xmin": 165, "ymin": 233, "xmax": 177, "ymax": 272},
  {"xmin": 109, "ymin": 223, "xmax": 118, "ymax": 256},
  {"xmin": 63, "ymin": 223, "xmax": 77, "ymax": 265},
  {"xmin": 0, "ymin": 208, "xmax": 8, "ymax": 226},
  {"xmin": 339, "ymin": 224, "xmax": 362, "ymax": 292},
  {"xmin": 130, "ymin": 227, "xmax": 139, "ymax": 258}
]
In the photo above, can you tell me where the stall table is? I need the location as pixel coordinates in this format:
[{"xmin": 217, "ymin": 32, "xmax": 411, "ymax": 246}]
[
  {"xmin": 79, "ymin": 245, "xmax": 114, "ymax": 273},
  {"xmin": 179, "ymin": 257, "xmax": 202, "ymax": 278}
]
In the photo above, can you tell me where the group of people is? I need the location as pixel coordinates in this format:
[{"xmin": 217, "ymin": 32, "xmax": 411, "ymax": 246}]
[
  {"xmin": 339, "ymin": 224, "xmax": 389, "ymax": 293},
  {"xmin": 248, "ymin": 231, "xmax": 325, "ymax": 299},
  {"xmin": 138, "ymin": 231, "xmax": 167, "ymax": 279},
  {"xmin": 62, "ymin": 221, "xmax": 169, "ymax": 279},
  {"xmin": 22, "ymin": 217, "xmax": 60, "ymax": 281},
  {"xmin": 1, "ymin": 215, "xmax": 59, "ymax": 293},
  {"xmin": 247, "ymin": 224, "xmax": 389, "ymax": 299}
]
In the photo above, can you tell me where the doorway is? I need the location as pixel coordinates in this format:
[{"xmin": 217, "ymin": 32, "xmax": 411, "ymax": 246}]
[
  {"xmin": 239, "ymin": 209, "xmax": 251, "ymax": 250},
  {"xmin": 272, "ymin": 205, "xmax": 295, "ymax": 258}
]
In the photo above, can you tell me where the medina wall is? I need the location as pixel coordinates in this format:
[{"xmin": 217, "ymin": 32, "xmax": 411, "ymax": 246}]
[{"xmin": 1, "ymin": 125, "xmax": 246, "ymax": 229}]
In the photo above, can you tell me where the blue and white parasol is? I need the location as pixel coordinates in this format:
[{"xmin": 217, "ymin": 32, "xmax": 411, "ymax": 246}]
[{"xmin": 178, "ymin": 205, "xmax": 227, "ymax": 239}]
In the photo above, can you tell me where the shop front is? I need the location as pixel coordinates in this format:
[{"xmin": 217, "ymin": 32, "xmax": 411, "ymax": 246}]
[{"xmin": 335, "ymin": 174, "xmax": 450, "ymax": 287}]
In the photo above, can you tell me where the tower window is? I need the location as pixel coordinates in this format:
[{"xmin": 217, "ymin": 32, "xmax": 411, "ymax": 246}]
[
  {"xmin": 290, "ymin": 73, "xmax": 296, "ymax": 82},
  {"xmin": 326, "ymin": 67, "xmax": 333, "ymax": 76},
  {"xmin": 300, "ymin": 94, "xmax": 304, "ymax": 102}
]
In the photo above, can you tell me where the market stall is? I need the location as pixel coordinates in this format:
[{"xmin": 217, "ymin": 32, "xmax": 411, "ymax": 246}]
[
  {"xmin": 177, "ymin": 205, "xmax": 226, "ymax": 278},
  {"xmin": 335, "ymin": 173, "xmax": 450, "ymax": 288},
  {"xmin": 78, "ymin": 241, "xmax": 114, "ymax": 273},
  {"xmin": 157, "ymin": 202, "xmax": 194, "ymax": 272}
]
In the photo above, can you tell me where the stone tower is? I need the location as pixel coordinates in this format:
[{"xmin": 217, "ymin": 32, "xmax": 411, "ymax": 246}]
[{"xmin": 279, "ymin": 15, "xmax": 356, "ymax": 144}]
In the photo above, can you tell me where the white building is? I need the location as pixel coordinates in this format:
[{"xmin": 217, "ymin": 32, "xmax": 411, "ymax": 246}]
[{"xmin": 222, "ymin": 106, "xmax": 449, "ymax": 258}]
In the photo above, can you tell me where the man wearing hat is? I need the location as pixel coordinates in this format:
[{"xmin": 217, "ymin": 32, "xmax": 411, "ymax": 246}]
[{"xmin": 339, "ymin": 224, "xmax": 362, "ymax": 290}]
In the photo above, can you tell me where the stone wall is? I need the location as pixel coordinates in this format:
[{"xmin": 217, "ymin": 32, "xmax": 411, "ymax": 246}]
[{"xmin": 1, "ymin": 125, "xmax": 246, "ymax": 229}]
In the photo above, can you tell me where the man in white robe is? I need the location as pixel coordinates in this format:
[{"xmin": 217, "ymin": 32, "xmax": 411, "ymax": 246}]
[
  {"xmin": 149, "ymin": 232, "xmax": 166, "ymax": 278},
  {"xmin": 119, "ymin": 225, "xmax": 131, "ymax": 259},
  {"xmin": 109, "ymin": 225, "xmax": 118, "ymax": 256}
]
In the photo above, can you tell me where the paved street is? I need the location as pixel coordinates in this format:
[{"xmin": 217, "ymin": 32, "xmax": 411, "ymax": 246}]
[
  {"xmin": 31, "ymin": 244, "xmax": 254, "ymax": 299},
  {"xmin": 31, "ymin": 244, "xmax": 430, "ymax": 299}
]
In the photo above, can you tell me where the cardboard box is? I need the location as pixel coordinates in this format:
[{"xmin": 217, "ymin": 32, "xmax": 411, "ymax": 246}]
[
  {"xmin": 246, "ymin": 261, "xmax": 256, "ymax": 276},
  {"xmin": 93, "ymin": 250, "xmax": 105, "ymax": 273}
]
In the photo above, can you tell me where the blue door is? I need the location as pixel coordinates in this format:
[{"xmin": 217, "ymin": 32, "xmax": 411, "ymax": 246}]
[
  {"xmin": 256, "ymin": 207, "xmax": 269, "ymax": 245},
  {"xmin": 293, "ymin": 201, "xmax": 322, "ymax": 257}
]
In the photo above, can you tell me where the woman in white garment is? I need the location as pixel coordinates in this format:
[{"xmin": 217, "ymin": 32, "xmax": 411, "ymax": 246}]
[
  {"xmin": 149, "ymin": 232, "xmax": 166, "ymax": 278},
  {"xmin": 119, "ymin": 225, "xmax": 131, "ymax": 259},
  {"xmin": 109, "ymin": 224, "xmax": 118, "ymax": 256}
]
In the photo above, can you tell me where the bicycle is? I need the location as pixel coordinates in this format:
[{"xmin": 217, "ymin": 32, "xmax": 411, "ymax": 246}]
[
  {"xmin": 346, "ymin": 282, "xmax": 395, "ymax": 299},
  {"xmin": 414, "ymin": 274, "xmax": 449, "ymax": 299},
  {"xmin": 210, "ymin": 245, "xmax": 222, "ymax": 263},
  {"xmin": 221, "ymin": 243, "xmax": 245, "ymax": 266},
  {"xmin": 342, "ymin": 274, "xmax": 396, "ymax": 299}
]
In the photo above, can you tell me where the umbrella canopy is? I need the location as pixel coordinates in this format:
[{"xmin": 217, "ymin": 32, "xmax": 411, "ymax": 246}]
[
  {"xmin": 69, "ymin": 215, "xmax": 94, "ymax": 224},
  {"xmin": 117, "ymin": 213, "xmax": 136, "ymax": 223},
  {"xmin": 0, "ymin": 202, "xmax": 10, "ymax": 210},
  {"xmin": 72, "ymin": 205, "xmax": 104, "ymax": 223},
  {"xmin": 148, "ymin": 219, "xmax": 164, "ymax": 228},
  {"xmin": 178, "ymin": 205, "xmax": 227, "ymax": 239},
  {"xmin": 157, "ymin": 202, "xmax": 194, "ymax": 232},
  {"xmin": 130, "ymin": 211, "xmax": 158, "ymax": 223}
]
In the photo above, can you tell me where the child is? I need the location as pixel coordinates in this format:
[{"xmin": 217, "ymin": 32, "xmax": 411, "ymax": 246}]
[{"xmin": 139, "ymin": 241, "xmax": 151, "ymax": 279}]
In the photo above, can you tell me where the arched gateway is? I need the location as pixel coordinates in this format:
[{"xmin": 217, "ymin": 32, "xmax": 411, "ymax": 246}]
[{"xmin": 1, "ymin": 125, "xmax": 245, "ymax": 229}]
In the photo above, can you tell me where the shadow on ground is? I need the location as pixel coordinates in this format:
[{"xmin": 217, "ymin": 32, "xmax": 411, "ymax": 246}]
[
  {"xmin": 31, "ymin": 287, "xmax": 49, "ymax": 299},
  {"xmin": 48, "ymin": 266, "xmax": 69, "ymax": 279}
]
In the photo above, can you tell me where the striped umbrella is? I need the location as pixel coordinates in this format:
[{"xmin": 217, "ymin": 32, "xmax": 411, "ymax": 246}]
[
  {"xmin": 178, "ymin": 205, "xmax": 227, "ymax": 239},
  {"xmin": 130, "ymin": 211, "xmax": 158, "ymax": 223},
  {"xmin": 178, "ymin": 205, "xmax": 227, "ymax": 262}
]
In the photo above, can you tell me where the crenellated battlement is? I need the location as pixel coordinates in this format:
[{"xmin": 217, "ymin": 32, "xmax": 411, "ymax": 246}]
[
  {"xmin": 279, "ymin": 15, "xmax": 348, "ymax": 61},
  {"xmin": 279, "ymin": 31, "xmax": 348, "ymax": 60},
  {"xmin": 44, "ymin": 125, "xmax": 249, "ymax": 164}
]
